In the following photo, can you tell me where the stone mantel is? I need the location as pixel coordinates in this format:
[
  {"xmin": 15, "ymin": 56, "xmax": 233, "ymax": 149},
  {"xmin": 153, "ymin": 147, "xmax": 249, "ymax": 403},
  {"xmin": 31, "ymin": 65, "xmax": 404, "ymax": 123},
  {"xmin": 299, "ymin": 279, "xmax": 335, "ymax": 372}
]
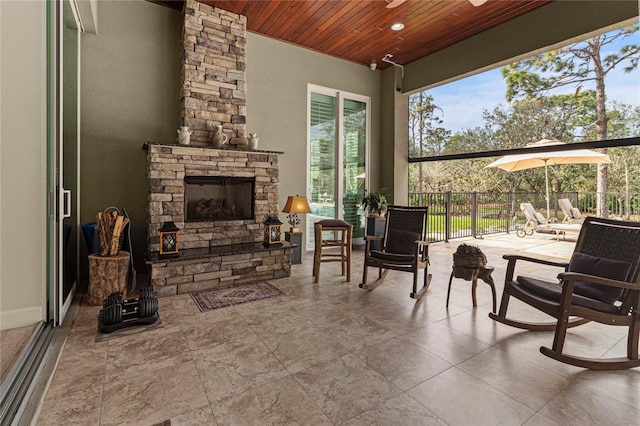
[{"xmin": 142, "ymin": 141, "xmax": 284, "ymax": 156}]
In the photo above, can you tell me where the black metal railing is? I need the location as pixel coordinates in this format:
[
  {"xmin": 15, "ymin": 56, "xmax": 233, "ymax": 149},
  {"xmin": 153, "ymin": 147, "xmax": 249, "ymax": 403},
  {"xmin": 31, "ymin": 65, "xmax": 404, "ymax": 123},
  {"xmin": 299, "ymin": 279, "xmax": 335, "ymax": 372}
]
[{"xmin": 409, "ymin": 191, "xmax": 639, "ymax": 243}]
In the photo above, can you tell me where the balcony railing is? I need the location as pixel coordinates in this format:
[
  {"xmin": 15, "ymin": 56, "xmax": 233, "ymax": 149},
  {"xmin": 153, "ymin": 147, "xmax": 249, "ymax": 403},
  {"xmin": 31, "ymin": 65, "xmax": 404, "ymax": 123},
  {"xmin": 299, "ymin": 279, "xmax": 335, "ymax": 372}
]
[{"xmin": 409, "ymin": 191, "xmax": 640, "ymax": 243}]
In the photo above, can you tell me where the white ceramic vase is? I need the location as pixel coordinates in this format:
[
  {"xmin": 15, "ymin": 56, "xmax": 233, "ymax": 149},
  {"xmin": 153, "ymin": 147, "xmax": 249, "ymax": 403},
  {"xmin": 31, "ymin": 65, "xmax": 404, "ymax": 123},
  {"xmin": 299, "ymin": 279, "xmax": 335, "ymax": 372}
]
[
  {"xmin": 212, "ymin": 124, "xmax": 228, "ymax": 148},
  {"xmin": 177, "ymin": 126, "xmax": 192, "ymax": 145}
]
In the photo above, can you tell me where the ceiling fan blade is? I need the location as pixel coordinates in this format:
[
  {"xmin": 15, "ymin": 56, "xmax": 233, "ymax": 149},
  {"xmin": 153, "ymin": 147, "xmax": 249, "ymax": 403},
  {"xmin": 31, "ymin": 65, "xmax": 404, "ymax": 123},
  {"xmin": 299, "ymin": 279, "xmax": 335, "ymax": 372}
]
[
  {"xmin": 469, "ymin": 0, "xmax": 489, "ymax": 6},
  {"xmin": 386, "ymin": 0, "xmax": 407, "ymax": 9}
]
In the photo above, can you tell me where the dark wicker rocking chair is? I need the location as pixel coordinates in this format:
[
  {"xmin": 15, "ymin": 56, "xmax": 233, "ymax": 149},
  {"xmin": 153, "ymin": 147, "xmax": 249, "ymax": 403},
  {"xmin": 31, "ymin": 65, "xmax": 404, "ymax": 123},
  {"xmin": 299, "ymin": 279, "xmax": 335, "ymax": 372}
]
[
  {"xmin": 360, "ymin": 205, "xmax": 431, "ymax": 299},
  {"xmin": 489, "ymin": 216, "xmax": 640, "ymax": 370}
]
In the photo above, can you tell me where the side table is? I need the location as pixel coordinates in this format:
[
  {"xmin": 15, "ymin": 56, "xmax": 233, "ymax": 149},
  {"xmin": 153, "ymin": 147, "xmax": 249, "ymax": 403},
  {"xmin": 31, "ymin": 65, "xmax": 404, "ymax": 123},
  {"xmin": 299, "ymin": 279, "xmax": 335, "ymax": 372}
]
[
  {"xmin": 285, "ymin": 231, "xmax": 303, "ymax": 264},
  {"xmin": 446, "ymin": 264, "xmax": 497, "ymax": 313}
]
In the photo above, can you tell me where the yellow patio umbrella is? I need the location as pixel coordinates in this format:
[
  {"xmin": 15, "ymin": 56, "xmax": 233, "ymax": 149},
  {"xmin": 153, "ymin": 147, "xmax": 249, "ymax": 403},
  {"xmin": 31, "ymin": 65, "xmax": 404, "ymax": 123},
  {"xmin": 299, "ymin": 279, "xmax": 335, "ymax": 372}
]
[{"xmin": 485, "ymin": 139, "xmax": 611, "ymax": 218}]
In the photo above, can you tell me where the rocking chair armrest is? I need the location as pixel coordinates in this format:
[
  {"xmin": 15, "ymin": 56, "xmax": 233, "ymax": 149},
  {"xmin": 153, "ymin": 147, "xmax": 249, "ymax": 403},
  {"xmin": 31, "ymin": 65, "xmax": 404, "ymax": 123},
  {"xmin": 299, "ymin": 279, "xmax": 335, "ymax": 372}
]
[
  {"xmin": 558, "ymin": 272, "xmax": 640, "ymax": 291},
  {"xmin": 502, "ymin": 254, "xmax": 568, "ymax": 268},
  {"xmin": 503, "ymin": 254, "xmax": 568, "ymax": 282},
  {"xmin": 364, "ymin": 235, "xmax": 382, "ymax": 255}
]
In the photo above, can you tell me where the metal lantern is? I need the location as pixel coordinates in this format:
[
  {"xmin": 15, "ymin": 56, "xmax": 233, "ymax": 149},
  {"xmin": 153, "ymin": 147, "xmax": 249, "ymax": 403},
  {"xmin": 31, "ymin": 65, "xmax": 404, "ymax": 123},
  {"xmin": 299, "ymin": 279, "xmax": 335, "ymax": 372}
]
[
  {"xmin": 263, "ymin": 216, "xmax": 283, "ymax": 246},
  {"xmin": 159, "ymin": 221, "xmax": 180, "ymax": 258}
]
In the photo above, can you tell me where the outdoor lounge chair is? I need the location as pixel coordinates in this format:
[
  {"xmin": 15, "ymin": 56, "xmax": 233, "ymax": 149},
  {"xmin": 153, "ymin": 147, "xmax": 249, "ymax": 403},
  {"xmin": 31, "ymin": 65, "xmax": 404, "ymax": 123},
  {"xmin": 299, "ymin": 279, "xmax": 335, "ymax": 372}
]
[
  {"xmin": 519, "ymin": 202, "xmax": 581, "ymax": 240},
  {"xmin": 489, "ymin": 216, "xmax": 640, "ymax": 370},
  {"xmin": 558, "ymin": 198, "xmax": 584, "ymax": 224},
  {"xmin": 360, "ymin": 205, "xmax": 431, "ymax": 299}
]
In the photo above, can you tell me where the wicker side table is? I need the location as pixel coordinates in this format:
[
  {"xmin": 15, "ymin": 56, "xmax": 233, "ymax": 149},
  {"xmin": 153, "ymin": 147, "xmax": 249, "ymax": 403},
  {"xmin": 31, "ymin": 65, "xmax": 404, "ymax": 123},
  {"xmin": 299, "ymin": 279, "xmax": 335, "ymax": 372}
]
[{"xmin": 446, "ymin": 264, "xmax": 497, "ymax": 313}]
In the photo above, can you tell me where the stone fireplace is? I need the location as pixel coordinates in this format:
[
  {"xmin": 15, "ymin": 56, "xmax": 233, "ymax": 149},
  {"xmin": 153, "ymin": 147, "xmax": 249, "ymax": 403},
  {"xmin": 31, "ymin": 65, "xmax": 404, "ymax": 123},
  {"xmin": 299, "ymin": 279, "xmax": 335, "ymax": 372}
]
[
  {"xmin": 145, "ymin": 144, "xmax": 293, "ymax": 296},
  {"xmin": 144, "ymin": 1, "xmax": 293, "ymax": 296}
]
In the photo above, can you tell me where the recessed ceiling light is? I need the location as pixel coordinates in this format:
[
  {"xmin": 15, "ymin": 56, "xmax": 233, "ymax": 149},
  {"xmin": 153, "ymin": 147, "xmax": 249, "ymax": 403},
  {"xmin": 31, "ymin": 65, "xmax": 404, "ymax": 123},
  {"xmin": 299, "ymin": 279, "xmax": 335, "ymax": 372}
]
[{"xmin": 391, "ymin": 22, "xmax": 404, "ymax": 31}]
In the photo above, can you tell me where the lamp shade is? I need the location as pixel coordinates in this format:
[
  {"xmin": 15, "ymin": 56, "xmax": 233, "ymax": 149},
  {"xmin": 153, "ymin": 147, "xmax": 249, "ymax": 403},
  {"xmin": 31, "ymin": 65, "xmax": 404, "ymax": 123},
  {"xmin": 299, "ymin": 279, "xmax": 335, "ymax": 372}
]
[{"xmin": 282, "ymin": 195, "xmax": 311, "ymax": 214}]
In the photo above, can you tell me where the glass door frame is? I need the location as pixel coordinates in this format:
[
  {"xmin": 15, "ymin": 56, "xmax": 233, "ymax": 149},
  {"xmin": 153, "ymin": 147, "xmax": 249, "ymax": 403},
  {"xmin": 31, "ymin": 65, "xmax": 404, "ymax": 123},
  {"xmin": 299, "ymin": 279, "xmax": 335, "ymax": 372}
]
[
  {"xmin": 306, "ymin": 84, "xmax": 371, "ymax": 250},
  {"xmin": 48, "ymin": 0, "xmax": 82, "ymax": 325}
]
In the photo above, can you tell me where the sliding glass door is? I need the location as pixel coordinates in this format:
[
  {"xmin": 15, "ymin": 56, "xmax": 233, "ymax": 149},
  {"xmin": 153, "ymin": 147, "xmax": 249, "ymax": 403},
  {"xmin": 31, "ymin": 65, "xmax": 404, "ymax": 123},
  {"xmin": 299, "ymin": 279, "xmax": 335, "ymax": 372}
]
[{"xmin": 307, "ymin": 85, "xmax": 370, "ymax": 250}]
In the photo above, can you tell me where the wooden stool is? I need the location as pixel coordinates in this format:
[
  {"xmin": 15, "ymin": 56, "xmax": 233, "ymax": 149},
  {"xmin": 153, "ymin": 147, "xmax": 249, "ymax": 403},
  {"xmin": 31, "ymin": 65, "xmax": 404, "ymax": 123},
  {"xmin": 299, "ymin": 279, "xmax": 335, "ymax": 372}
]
[
  {"xmin": 88, "ymin": 251, "xmax": 130, "ymax": 306},
  {"xmin": 446, "ymin": 264, "xmax": 497, "ymax": 313},
  {"xmin": 313, "ymin": 220, "xmax": 353, "ymax": 283}
]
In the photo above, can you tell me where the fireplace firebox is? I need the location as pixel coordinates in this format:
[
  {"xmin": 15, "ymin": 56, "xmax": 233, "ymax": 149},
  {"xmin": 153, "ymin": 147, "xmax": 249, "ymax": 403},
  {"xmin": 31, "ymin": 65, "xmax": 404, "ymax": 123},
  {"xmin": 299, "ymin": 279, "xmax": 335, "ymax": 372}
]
[{"xmin": 185, "ymin": 176, "xmax": 255, "ymax": 222}]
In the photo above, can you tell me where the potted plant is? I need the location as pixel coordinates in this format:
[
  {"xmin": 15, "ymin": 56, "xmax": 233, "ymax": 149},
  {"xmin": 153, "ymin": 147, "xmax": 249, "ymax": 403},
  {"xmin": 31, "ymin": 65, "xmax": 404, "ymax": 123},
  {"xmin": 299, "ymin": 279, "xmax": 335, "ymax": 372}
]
[
  {"xmin": 453, "ymin": 243, "xmax": 487, "ymax": 267},
  {"xmin": 361, "ymin": 189, "xmax": 388, "ymax": 217}
]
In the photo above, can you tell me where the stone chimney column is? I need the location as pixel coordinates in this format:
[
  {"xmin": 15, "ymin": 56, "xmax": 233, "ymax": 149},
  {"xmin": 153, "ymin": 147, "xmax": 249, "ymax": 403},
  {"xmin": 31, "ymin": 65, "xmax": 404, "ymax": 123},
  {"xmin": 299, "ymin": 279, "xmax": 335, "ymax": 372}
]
[{"xmin": 181, "ymin": 0, "xmax": 247, "ymax": 147}]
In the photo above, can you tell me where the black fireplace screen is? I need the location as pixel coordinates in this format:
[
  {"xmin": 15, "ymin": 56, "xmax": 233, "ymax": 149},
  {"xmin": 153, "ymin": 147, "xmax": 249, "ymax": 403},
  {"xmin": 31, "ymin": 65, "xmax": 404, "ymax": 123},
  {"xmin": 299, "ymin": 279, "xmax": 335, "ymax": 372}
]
[{"xmin": 185, "ymin": 176, "xmax": 255, "ymax": 222}]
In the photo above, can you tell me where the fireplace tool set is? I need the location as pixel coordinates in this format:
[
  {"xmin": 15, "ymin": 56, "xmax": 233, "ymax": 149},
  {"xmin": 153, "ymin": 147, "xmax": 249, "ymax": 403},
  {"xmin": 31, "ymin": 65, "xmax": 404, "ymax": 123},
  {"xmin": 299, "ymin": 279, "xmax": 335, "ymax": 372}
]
[{"xmin": 98, "ymin": 287, "xmax": 159, "ymax": 334}]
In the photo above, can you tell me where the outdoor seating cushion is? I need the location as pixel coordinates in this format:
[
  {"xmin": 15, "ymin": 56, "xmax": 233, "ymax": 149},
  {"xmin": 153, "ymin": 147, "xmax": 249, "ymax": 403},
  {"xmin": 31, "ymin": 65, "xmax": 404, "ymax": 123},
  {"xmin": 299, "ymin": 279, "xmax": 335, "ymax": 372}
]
[
  {"xmin": 515, "ymin": 276, "xmax": 620, "ymax": 314},
  {"xmin": 515, "ymin": 252, "xmax": 632, "ymax": 314},
  {"xmin": 568, "ymin": 252, "xmax": 632, "ymax": 304},
  {"xmin": 534, "ymin": 212, "xmax": 547, "ymax": 224},
  {"xmin": 570, "ymin": 207, "xmax": 582, "ymax": 219},
  {"xmin": 317, "ymin": 219, "xmax": 350, "ymax": 228},
  {"xmin": 385, "ymin": 229, "xmax": 421, "ymax": 255},
  {"xmin": 370, "ymin": 250, "xmax": 415, "ymax": 264}
]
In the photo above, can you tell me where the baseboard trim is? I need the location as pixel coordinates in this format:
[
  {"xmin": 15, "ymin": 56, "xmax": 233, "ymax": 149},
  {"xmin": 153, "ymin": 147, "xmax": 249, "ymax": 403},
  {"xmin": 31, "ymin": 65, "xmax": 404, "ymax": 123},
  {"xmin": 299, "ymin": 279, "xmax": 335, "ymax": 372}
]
[{"xmin": 0, "ymin": 308, "xmax": 44, "ymax": 330}]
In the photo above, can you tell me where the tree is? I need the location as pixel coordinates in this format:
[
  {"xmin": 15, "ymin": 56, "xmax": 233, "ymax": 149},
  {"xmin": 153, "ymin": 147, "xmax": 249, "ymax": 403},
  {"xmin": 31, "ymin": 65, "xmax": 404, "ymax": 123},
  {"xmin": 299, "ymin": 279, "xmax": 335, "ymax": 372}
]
[
  {"xmin": 502, "ymin": 26, "xmax": 639, "ymax": 217},
  {"xmin": 604, "ymin": 102, "xmax": 640, "ymax": 219},
  {"xmin": 482, "ymin": 95, "xmax": 595, "ymax": 196},
  {"xmin": 408, "ymin": 93, "xmax": 450, "ymax": 195}
]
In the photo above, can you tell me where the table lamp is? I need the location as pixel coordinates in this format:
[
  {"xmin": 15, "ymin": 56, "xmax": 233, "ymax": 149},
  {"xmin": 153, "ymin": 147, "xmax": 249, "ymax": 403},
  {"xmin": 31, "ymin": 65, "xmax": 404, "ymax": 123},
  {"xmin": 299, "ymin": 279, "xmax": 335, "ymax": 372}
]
[{"xmin": 282, "ymin": 195, "xmax": 311, "ymax": 233}]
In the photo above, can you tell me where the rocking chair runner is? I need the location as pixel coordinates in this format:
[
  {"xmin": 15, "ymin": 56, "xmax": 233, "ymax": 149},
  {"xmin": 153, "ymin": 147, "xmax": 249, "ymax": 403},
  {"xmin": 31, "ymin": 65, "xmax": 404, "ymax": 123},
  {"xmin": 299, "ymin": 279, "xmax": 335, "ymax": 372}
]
[
  {"xmin": 489, "ymin": 216, "xmax": 640, "ymax": 370},
  {"xmin": 360, "ymin": 205, "xmax": 431, "ymax": 299}
]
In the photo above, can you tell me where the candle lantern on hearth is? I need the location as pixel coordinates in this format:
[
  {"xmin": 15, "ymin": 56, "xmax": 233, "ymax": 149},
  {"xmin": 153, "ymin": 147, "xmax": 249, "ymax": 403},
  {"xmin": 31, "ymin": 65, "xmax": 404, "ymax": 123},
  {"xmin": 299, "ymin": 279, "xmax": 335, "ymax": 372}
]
[
  {"xmin": 263, "ymin": 216, "xmax": 283, "ymax": 246},
  {"xmin": 159, "ymin": 221, "xmax": 180, "ymax": 258}
]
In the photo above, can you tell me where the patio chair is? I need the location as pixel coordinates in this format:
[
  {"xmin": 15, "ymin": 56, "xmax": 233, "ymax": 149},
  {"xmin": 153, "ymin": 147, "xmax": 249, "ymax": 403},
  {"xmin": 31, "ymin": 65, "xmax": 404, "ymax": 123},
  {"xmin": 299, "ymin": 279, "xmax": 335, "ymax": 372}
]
[
  {"xmin": 360, "ymin": 205, "xmax": 431, "ymax": 299},
  {"xmin": 558, "ymin": 198, "xmax": 584, "ymax": 224},
  {"xmin": 489, "ymin": 216, "xmax": 640, "ymax": 370},
  {"xmin": 520, "ymin": 202, "xmax": 582, "ymax": 240}
]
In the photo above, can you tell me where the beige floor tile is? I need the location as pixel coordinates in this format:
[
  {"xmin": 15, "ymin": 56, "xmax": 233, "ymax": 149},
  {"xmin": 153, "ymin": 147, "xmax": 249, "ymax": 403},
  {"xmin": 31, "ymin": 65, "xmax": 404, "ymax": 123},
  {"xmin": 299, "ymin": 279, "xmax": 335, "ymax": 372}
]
[
  {"xmin": 104, "ymin": 328, "xmax": 191, "ymax": 380},
  {"xmin": 318, "ymin": 313, "xmax": 397, "ymax": 351},
  {"xmin": 293, "ymin": 353, "xmax": 401, "ymax": 424},
  {"xmin": 192, "ymin": 337, "xmax": 288, "ymax": 403},
  {"xmin": 353, "ymin": 336, "xmax": 452, "ymax": 391},
  {"xmin": 573, "ymin": 368, "xmax": 640, "ymax": 410},
  {"xmin": 522, "ymin": 413, "xmax": 562, "ymax": 426},
  {"xmin": 169, "ymin": 405, "xmax": 217, "ymax": 425},
  {"xmin": 405, "ymin": 321, "xmax": 493, "ymax": 365},
  {"xmin": 0, "ymin": 323, "xmax": 38, "ymax": 383},
  {"xmin": 100, "ymin": 361, "xmax": 209, "ymax": 425},
  {"xmin": 407, "ymin": 367, "xmax": 534, "ymax": 426},
  {"xmin": 259, "ymin": 322, "xmax": 351, "ymax": 373},
  {"xmin": 36, "ymin": 385, "xmax": 102, "ymax": 426},
  {"xmin": 212, "ymin": 376, "xmax": 331, "ymax": 425},
  {"xmin": 539, "ymin": 382, "xmax": 640, "ymax": 425},
  {"xmin": 181, "ymin": 317, "xmax": 256, "ymax": 352},
  {"xmin": 44, "ymin": 346, "xmax": 107, "ymax": 400},
  {"xmin": 457, "ymin": 347, "xmax": 570, "ymax": 410},
  {"xmin": 357, "ymin": 301, "xmax": 435, "ymax": 335},
  {"xmin": 493, "ymin": 330, "xmax": 590, "ymax": 378},
  {"xmin": 341, "ymin": 393, "xmax": 447, "ymax": 426}
]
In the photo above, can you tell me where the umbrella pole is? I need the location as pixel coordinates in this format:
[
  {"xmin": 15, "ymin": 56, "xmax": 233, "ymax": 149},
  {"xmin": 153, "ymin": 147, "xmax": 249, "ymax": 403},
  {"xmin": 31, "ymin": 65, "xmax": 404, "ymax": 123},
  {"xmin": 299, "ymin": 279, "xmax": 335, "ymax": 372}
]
[{"xmin": 544, "ymin": 159, "xmax": 550, "ymax": 219}]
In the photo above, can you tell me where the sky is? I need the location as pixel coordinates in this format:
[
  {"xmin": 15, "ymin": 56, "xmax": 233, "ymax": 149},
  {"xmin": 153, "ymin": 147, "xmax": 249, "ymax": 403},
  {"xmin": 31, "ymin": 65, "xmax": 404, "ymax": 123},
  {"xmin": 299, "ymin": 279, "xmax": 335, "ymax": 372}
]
[{"xmin": 420, "ymin": 27, "xmax": 640, "ymax": 134}]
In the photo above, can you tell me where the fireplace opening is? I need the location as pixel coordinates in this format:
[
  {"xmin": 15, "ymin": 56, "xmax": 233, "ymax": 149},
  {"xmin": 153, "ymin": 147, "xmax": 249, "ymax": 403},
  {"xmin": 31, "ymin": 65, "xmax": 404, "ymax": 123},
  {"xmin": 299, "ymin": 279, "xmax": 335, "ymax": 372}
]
[{"xmin": 185, "ymin": 176, "xmax": 255, "ymax": 222}]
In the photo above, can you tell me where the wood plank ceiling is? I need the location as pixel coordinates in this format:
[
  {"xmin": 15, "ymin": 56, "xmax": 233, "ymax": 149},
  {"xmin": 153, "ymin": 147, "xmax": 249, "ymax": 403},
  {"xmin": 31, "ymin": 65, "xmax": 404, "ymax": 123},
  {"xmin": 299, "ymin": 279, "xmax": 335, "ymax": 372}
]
[{"xmin": 157, "ymin": 0, "xmax": 552, "ymax": 69}]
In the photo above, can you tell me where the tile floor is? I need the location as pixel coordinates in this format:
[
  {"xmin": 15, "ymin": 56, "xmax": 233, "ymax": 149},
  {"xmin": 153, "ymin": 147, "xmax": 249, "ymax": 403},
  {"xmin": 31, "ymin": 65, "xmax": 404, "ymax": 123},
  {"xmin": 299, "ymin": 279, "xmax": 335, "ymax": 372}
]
[{"xmin": 36, "ymin": 233, "xmax": 640, "ymax": 425}]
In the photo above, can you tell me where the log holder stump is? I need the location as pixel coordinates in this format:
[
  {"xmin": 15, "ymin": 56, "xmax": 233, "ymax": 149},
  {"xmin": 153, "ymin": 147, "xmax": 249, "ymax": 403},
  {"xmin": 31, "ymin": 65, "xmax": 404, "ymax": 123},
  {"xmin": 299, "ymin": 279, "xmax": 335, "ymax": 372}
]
[{"xmin": 88, "ymin": 251, "xmax": 130, "ymax": 306}]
